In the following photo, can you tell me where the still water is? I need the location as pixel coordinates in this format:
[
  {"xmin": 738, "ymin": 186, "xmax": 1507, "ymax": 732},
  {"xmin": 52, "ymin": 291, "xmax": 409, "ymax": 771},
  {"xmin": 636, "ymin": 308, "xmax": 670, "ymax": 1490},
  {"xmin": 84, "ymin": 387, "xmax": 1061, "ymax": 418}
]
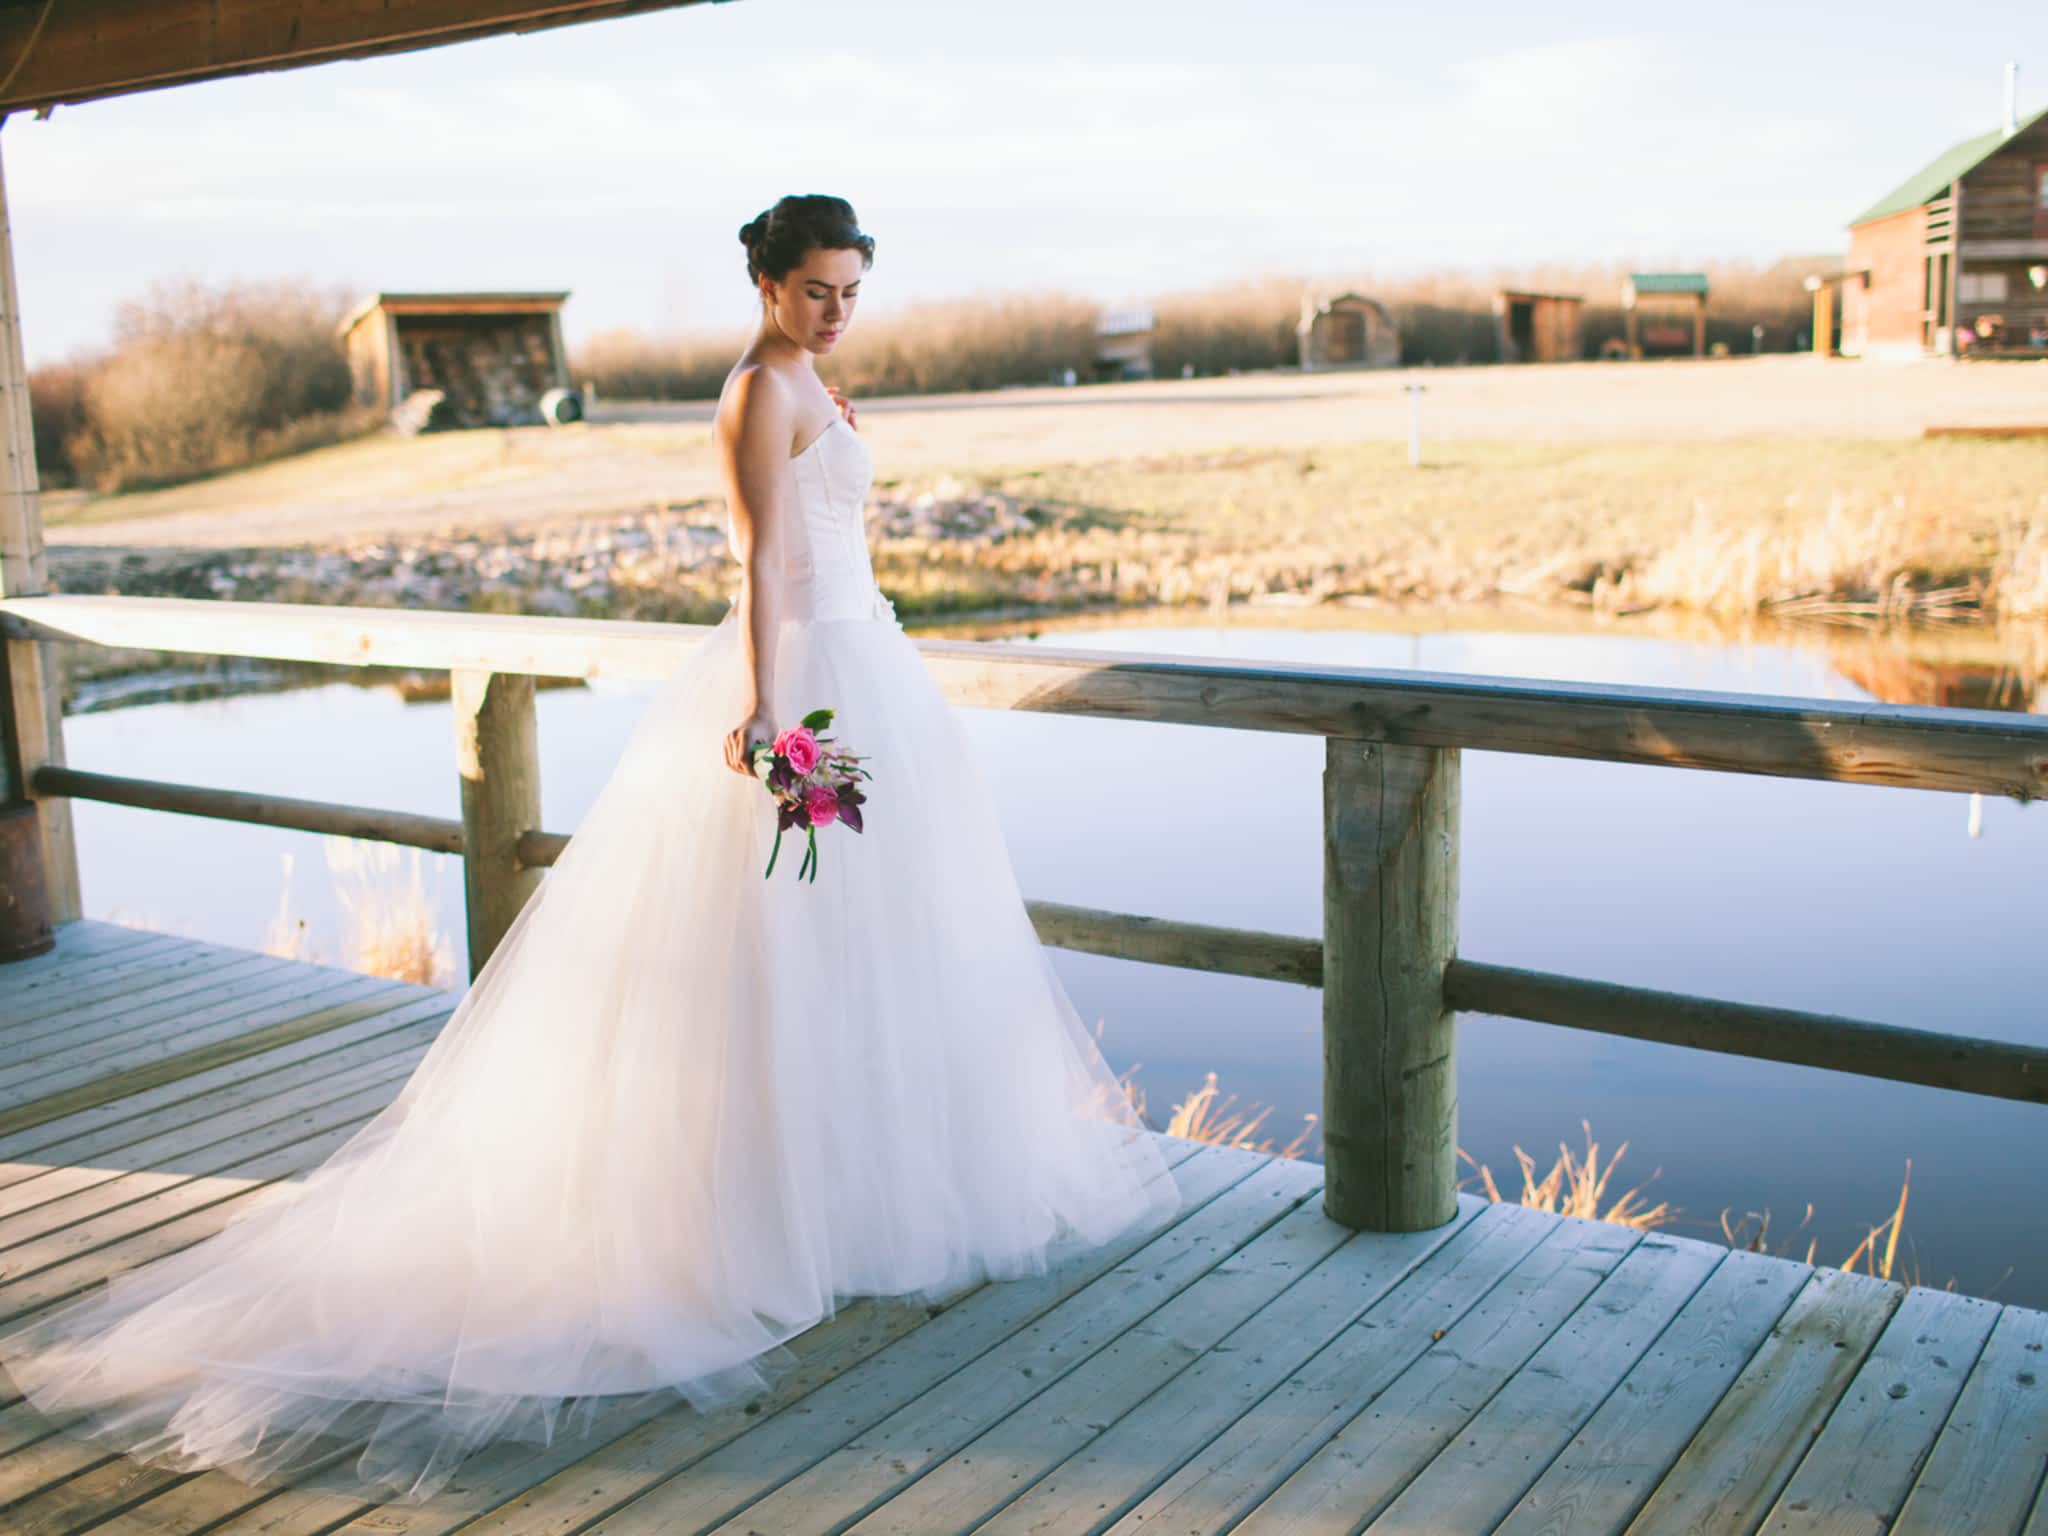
[{"xmin": 56, "ymin": 611, "xmax": 2048, "ymax": 1304}]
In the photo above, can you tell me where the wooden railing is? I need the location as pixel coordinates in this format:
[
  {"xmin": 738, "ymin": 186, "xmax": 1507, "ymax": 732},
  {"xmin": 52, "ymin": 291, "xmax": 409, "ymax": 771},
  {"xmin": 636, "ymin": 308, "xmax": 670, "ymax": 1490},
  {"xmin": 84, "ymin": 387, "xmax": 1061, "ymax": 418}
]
[{"xmin": 5, "ymin": 592, "xmax": 2047, "ymax": 1235}]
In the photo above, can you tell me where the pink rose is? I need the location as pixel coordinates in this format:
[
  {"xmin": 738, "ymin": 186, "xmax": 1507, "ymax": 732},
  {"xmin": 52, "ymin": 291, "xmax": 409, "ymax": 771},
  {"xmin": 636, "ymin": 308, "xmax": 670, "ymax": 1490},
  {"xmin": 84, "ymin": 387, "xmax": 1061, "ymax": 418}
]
[
  {"xmin": 774, "ymin": 726, "xmax": 820, "ymax": 775},
  {"xmin": 804, "ymin": 784, "xmax": 839, "ymax": 827}
]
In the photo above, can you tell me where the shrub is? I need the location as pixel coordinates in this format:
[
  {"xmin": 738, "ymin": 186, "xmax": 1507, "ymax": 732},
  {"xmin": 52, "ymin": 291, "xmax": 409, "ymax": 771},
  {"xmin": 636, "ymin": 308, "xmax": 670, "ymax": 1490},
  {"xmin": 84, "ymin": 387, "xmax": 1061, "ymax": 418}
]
[
  {"xmin": 26, "ymin": 359, "xmax": 88, "ymax": 487},
  {"xmin": 63, "ymin": 279, "xmax": 367, "ymax": 492}
]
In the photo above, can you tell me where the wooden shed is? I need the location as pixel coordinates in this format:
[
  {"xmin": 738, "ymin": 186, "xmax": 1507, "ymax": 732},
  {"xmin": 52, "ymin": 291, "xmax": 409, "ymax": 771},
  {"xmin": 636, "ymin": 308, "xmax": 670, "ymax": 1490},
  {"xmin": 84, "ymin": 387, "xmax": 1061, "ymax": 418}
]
[
  {"xmin": 1492, "ymin": 290, "xmax": 1584, "ymax": 363},
  {"xmin": 1093, "ymin": 306, "xmax": 1155, "ymax": 382},
  {"xmin": 1297, "ymin": 293, "xmax": 1401, "ymax": 371},
  {"xmin": 1842, "ymin": 82, "xmax": 2048, "ymax": 359},
  {"xmin": 341, "ymin": 291, "xmax": 573, "ymax": 429},
  {"xmin": 1622, "ymin": 273, "xmax": 1709, "ymax": 357}
]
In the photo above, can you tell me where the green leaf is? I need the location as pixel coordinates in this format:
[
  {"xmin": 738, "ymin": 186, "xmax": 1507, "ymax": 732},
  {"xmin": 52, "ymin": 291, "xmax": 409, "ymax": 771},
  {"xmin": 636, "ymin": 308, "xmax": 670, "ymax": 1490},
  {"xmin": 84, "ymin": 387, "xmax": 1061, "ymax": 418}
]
[{"xmin": 801, "ymin": 707, "xmax": 835, "ymax": 732}]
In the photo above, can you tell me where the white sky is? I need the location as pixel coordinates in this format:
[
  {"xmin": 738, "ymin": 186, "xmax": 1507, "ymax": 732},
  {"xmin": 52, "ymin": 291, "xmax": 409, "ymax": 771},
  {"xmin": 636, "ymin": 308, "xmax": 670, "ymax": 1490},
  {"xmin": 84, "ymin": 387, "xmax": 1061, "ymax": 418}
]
[{"xmin": 6, "ymin": 0, "xmax": 2044, "ymax": 365}]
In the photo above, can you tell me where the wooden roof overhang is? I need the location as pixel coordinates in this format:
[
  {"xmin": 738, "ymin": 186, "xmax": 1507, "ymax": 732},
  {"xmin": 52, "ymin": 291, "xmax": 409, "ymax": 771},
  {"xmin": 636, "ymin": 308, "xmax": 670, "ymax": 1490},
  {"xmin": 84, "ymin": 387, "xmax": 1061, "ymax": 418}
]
[
  {"xmin": 0, "ymin": 0, "xmax": 728, "ymax": 118},
  {"xmin": 338, "ymin": 291, "xmax": 572, "ymax": 337}
]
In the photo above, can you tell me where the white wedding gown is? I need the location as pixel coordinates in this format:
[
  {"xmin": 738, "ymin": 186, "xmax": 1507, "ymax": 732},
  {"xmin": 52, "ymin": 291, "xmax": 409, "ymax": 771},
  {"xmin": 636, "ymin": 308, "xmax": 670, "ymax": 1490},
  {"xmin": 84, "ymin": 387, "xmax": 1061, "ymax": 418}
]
[{"xmin": 0, "ymin": 415, "xmax": 1180, "ymax": 1500}]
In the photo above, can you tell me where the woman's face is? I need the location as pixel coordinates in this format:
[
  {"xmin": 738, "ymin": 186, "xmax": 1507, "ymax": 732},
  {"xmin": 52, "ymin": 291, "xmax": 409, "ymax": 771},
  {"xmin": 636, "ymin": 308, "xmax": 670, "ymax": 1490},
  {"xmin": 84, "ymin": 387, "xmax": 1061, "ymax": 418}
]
[{"xmin": 763, "ymin": 247, "xmax": 865, "ymax": 355}]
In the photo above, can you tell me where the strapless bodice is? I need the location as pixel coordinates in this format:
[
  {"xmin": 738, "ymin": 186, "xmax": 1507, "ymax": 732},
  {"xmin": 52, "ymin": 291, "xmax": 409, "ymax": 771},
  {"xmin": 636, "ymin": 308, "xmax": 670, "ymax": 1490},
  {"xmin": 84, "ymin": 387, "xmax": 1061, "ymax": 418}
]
[{"xmin": 729, "ymin": 418, "xmax": 896, "ymax": 625}]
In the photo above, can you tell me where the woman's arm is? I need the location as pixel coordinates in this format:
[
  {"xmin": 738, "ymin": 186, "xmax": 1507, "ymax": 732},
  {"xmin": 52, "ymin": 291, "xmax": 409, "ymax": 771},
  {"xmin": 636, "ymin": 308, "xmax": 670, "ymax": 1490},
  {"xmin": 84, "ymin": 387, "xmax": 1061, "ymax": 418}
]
[{"xmin": 719, "ymin": 367, "xmax": 794, "ymax": 777}]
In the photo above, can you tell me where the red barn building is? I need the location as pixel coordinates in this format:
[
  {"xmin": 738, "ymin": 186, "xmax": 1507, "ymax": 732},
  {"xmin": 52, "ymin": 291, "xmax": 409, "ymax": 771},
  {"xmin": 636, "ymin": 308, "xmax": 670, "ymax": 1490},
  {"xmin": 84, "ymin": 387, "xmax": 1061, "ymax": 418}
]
[{"xmin": 1842, "ymin": 91, "xmax": 2048, "ymax": 359}]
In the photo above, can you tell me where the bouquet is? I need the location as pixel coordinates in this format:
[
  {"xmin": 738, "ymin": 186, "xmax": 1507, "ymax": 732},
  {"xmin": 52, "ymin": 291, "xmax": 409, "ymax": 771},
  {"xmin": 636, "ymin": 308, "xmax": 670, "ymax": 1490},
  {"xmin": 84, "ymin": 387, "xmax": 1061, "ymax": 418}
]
[{"xmin": 747, "ymin": 708, "xmax": 870, "ymax": 882}]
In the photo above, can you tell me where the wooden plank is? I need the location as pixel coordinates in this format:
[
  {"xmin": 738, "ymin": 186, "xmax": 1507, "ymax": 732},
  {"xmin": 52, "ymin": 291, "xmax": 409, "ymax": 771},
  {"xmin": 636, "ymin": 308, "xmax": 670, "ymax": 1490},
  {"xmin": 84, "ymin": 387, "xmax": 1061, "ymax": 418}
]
[
  {"xmin": 843, "ymin": 1175, "xmax": 1353, "ymax": 1534},
  {"xmin": 0, "ymin": 972, "xmax": 403, "ymax": 1100},
  {"xmin": 1493, "ymin": 1247, "xmax": 1809, "ymax": 1536},
  {"xmin": 1623, "ymin": 1267, "xmax": 1905, "ymax": 1536},
  {"xmin": 0, "ymin": 1, "xmax": 724, "ymax": 115},
  {"xmin": 0, "ymin": 955, "xmax": 324, "ymax": 1062},
  {"xmin": 0, "ymin": 988, "xmax": 449, "ymax": 1140},
  {"xmin": 0, "ymin": 1001, "xmax": 445, "ymax": 1171},
  {"xmin": 862, "ymin": 1194, "xmax": 1487, "ymax": 1536},
  {"xmin": 1760, "ymin": 1285, "xmax": 2002, "ymax": 1535},
  {"xmin": 7, "ymin": 594, "xmax": 2046, "ymax": 799},
  {"xmin": 0, "ymin": 1076, "xmax": 412, "ymax": 1302},
  {"xmin": 605, "ymin": 1155, "xmax": 1319, "ymax": 1535},
  {"xmin": 1891, "ymin": 1304, "xmax": 2048, "ymax": 1536},
  {"xmin": 0, "ymin": 938, "xmax": 239, "ymax": 1029},
  {"xmin": 100, "ymin": 1317, "xmax": 911, "ymax": 1536},
  {"xmin": 0, "ymin": 1043, "xmax": 426, "ymax": 1241},
  {"xmin": 1358, "ymin": 1234, "xmax": 1726, "ymax": 1534},
  {"xmin": 0, "ymin": 925, "xmax": 173, "ymax": 1001},
  {"xmin": 1100, "ymin": 1200, "xmax": 1559, "ymax": 1534},
  {"xmin": 222, "ymin": 1142, "xmax": 1232, "ymax": 1536},
  {"xmin": 0, "ymin": 1113, "xmax": 379, "ymax": 1327},
  {"xmin": 0, "ymin": 1410, "xmax": 121, "ymax": 1511},
  {"xmin": 1322, "ymin": 740, "xmax": 1458, "ymax": 1232},
  {"xmin": 1228, "ymin": 1217, "xmax": 1642, "ymax": 1534},
  {"xmin": 1445, "ymin": 961, "xmax": 2048, "ymax": 1107},
  {"xmin": 0, "ymin": 1015, "xmax": 439, "ymax": 1197},
  {"xmin": 0, "ymin": 952, "xmax": 356, "ymax": 1061}
]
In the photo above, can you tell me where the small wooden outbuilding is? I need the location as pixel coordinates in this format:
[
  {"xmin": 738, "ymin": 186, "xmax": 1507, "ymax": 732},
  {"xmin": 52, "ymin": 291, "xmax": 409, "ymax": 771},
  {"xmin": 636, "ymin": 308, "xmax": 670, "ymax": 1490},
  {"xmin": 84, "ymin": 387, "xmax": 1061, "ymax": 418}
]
[
  {"xmin": 1297, "ymin": 293, "xmax": 1401, "ymax": 371},
  {"xmin": 1093, "ymin": 307, "xmax": 1155, "ymax": 382},
  {"xmin": 1622, "ymin": 273, "xmax": 1709, "ymax": 357},
  {"xmin": 1491, "ymin": 290, "xmax": 1584, "ymax": 363},
  {"xmin": 340, "ymin": 291, "xmax": 573, "ymax": 429}
]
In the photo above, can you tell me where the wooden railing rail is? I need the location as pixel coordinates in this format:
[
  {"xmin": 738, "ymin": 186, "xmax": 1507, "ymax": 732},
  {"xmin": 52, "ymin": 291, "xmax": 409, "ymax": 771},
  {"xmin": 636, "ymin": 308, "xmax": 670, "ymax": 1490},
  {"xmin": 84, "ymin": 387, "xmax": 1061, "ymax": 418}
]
[{"xmin": 7, "ymin": 592, "xmax": 2048, "ymax": 1235}]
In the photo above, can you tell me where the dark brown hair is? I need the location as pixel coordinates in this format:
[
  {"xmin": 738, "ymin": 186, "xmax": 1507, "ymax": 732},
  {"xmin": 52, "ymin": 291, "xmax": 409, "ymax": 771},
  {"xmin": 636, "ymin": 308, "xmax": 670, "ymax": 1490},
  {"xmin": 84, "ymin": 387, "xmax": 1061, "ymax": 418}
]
[{"xmin": 738, "ymin": 195, "xmax": 875, "ymax": 289}]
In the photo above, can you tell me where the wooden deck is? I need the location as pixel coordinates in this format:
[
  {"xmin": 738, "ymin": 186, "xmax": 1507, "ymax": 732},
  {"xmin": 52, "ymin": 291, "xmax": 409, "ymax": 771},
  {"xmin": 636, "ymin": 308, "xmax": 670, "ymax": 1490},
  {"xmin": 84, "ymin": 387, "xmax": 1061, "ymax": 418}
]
[{"xmin": 0, "ymin": 922, "xmax": 2042, "ymax": 1535}]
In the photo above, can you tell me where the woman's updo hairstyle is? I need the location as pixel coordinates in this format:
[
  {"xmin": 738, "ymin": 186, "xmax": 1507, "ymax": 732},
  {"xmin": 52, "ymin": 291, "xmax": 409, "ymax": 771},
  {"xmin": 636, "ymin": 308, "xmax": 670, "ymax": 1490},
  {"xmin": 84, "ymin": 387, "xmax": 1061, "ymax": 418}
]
[{"xmin": 738, "ymin": 195, "xmax": 875, "ymax": 289}]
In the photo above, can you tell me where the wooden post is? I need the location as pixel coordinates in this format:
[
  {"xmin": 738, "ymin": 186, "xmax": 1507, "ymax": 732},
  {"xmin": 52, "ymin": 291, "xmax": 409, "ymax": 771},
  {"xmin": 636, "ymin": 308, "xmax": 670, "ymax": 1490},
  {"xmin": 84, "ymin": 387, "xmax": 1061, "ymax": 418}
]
[
  {"xmin": 452, "ymin": 668, "xmax": 542, "ymax": 980},
  {"xmin": 0, "ymin": 130, "xmax": 80, "ymax": 932},
  {"xmin": 1812, "ymin": 283, "xmax": 1834, "ymax": 357},
  {"xmin": 1693, "ymin": 293, "xmax": 1706, "ymax": 357},
  {"xmin": 1321, "ymin": 738, "xmax": 1460, "ymax": 1232}
]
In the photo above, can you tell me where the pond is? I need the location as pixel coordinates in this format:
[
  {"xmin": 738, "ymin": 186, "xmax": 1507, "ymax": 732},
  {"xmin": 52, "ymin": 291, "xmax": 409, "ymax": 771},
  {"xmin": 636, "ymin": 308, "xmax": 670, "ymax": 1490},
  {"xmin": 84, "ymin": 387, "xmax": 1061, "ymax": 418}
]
[{"xmin": 49, "ymin": 606, "xmax": 2048, "ymax": 1304}]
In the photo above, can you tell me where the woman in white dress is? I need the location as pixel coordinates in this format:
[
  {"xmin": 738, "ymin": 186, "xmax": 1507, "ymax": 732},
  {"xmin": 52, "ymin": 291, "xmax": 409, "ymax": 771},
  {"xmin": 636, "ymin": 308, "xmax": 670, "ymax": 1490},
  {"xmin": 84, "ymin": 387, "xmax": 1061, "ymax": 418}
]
[{"xmin": 0, "ymin": 194, "xmax": 1179, "ymax": 1502}]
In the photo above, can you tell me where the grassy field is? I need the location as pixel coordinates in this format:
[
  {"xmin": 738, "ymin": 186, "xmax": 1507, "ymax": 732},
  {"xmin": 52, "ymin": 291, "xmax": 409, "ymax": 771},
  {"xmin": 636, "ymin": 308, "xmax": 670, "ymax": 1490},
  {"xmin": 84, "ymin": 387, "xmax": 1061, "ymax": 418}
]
[{"xmin": 39, "ymin": 354, "xmax": 2048, "ymax": 623}]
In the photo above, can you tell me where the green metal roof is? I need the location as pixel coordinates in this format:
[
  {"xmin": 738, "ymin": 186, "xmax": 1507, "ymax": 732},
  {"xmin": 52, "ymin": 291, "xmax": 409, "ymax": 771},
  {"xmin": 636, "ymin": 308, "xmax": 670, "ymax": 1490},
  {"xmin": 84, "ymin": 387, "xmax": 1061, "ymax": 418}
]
[
  {"xmin": 1626, "ymin": 272, "xmax": 1709, "ymax": 295},
  {"xmin": 1851, "ymin": 106, "xmax": 2048, "ymax": 226}
]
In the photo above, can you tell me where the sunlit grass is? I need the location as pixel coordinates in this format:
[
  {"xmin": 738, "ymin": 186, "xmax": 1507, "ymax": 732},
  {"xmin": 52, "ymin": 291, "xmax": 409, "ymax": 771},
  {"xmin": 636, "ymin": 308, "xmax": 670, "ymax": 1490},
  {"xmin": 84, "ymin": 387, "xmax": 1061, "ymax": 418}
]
[
  {"xmin": 262, "ymin": 839, "xmax": 457, "ymax": 990},
  {"xmin": 1459, "ymin": 1121, "xmax": 1674, "ymax": 1230}
]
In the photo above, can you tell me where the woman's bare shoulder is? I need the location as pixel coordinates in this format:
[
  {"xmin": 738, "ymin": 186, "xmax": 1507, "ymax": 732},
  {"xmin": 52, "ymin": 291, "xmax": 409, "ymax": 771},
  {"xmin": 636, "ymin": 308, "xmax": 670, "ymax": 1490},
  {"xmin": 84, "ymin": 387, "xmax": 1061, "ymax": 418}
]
[{"xmin": 717, "ymin": 362, "xmax": 797, "ymax": 451}]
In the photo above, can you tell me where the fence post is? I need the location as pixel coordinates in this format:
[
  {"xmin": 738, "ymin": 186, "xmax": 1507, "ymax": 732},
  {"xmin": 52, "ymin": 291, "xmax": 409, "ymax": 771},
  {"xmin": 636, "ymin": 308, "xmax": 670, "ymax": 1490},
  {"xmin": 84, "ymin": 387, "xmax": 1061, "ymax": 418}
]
[
  {"xmin": 452, "ymin": 669, "xmax": 542, "ymax": 980},
  {"xmin": 0, "ymin": 138, "xmax": 78, "ymax": 941},
  {"xmin": 1321, "ymin": 737, "xmax": 1460, "ymax": 1231}
]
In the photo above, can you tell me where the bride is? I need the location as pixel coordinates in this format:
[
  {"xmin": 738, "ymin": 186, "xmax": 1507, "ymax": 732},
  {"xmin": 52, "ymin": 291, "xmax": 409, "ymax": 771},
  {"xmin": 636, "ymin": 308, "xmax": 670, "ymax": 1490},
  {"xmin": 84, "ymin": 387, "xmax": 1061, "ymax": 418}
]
[{"xmin": 0, "ymin": 193, "xmax": 1180, "ymax": 1502}]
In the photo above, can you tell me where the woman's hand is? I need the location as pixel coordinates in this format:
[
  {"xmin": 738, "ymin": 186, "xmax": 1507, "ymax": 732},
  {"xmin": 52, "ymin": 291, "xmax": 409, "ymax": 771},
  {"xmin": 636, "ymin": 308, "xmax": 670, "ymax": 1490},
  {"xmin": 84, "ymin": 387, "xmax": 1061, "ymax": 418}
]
[
  {"xmin": 724, "ymin": 710, "xmax": 776, "ymax": 777},
  {"xmin": 825, "ymin": 386, "xmax": 857, "ymax": 431}
]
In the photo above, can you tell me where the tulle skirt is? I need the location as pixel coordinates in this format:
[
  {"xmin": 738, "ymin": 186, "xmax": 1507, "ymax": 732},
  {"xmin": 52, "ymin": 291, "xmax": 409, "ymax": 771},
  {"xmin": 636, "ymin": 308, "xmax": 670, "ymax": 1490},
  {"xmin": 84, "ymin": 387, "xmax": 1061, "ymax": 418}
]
[{"xmin": 0, "ymin": 610, "xmax": 1180, "ymax": 1501}]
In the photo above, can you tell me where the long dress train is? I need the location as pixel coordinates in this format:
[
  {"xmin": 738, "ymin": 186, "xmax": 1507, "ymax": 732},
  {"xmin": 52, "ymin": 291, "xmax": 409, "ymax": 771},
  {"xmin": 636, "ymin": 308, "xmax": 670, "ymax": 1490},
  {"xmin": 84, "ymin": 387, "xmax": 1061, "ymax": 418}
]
[{"xmin": 0, "ymin": 415, "xmax": 1180, "ymax": 1500}]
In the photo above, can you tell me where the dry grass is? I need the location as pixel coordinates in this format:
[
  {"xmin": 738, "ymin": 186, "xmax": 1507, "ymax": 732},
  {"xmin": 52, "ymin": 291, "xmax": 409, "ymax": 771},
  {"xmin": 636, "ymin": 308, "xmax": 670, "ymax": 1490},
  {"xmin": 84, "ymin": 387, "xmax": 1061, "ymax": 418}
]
[
  {"xmin": 1720, "ymin": 1160, "xmax": 1925, "ymax": 1285},
  {"xmin": 575, "ymin": 261, "xmax": 1810, "ymax": 402},
  {"xmin": 262, "ymin": 840, "xmax": 458, "ymax": 990},
  {"xmin": 943, "ymin": 438, "xmax": 2048, "ymax": 621},
  {"xmin": 1458, "ymin": 1121, "xmax": 1674, "ymax": 1230}
]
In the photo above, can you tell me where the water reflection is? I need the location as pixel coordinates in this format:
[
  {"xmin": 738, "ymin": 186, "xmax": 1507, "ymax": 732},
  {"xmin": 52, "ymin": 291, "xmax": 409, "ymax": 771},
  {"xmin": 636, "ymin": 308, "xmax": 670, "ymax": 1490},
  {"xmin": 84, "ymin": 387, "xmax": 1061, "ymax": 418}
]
[{"xmin": 51, "ymin": 607, "xmax": 2048, "ymax": 1304}]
